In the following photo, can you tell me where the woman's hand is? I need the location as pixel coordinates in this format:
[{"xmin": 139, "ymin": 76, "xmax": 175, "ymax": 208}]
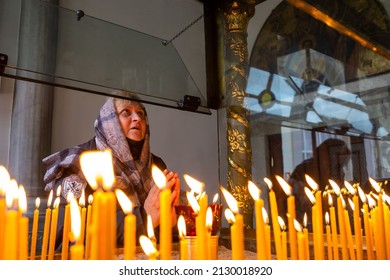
[{"xmin": 144, "ymin": 169, "xmax": 180, "ymax": 228}]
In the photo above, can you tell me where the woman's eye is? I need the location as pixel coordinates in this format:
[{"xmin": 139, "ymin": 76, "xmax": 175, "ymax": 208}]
[
  {"xmin": 137, "ymin": 111, "xmax": 145, "ymax": 119},
  {"xmin": 120, "ymin": 109, "xmax": 130, "ymax": 117}
]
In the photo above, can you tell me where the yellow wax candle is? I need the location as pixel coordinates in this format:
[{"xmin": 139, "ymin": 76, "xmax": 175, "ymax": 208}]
[
  {"xmin": 84, "ymin": 197, "xmax": 93, "ymax": 260},
  {"xmin": 61, "ymin": 202, "xmax": 71, "ymax": 260},
  {"xmin": 371, "ymin": 207, "xmax": 380, "ymax": 259},
  {"xmin": 362, "ymin": 203, "xmax": 374, "ymax": 260},
  {"xmin": 48, "ymin": 198, "xmax": 60, "ymax": 260},
  {"xmin": 329, "ymin": 206, "xmax": 339, "ymax": 260},
  {"xmin": 206, "ymin": 206, "xmax": 213, "ymax": 260},
  {"xmin": 160, "ymin": 187, "xmax": 172, "ymax": 260},
  {"xmin": 337, "ymin": 196, "xmax": 349, "ymax": 259},
  {"xmin": 106, "ymin": 191, "xmax": 116, "ymax": 260},
  {"xmin": 0, "ymin": 197, "xmax": 5, "ymax": 260},
  {"xmin": 177, "ymin": 215, "xmax": 188, "ymax": 260},
  {"xmin": 311, "ymin": 204, "xmax": 320, "ymax": 259},
  {"xmin": 297, "ymin": 231, "xmax": 305, "ymax": 260},
  {"xmin": 344, "ymin": 209, "xmax": 356, "ymax": 260},
  {"xmin": 325, "ymin": 213, "xmax": 332, "ymax": 260},
  {"xmin": 352, "ymin": 195, "xmax": 363, "ymax": 260},
  {"xmin": 90, "ymin": 190, "xmax": 102, "ymax": 260},
  {"xmin": 247, "ymin": 181, "xmax": 267, "ymax": 260},
  {"xmin": 18, "ymin": 190, "xmax": 29, "ymax": 261},
  {"xmin": 116, "ymin": 188, "xmax": 136, "ymax": 261},
  {"xmin": 303, "ymin": 227, "xmax": 310, "ymax": 260},
  {"xmin": 377, "ymin": 194, "xmax": 386, "ymax": 259},
  {"xmin": 231, "ymin": 213, "xmax": 244, "ymax": 260},
  {"xmin": 269, "ymin": 189, "xmax": 282, "ymax": 259},
  {"xmin": 281, "ymin": 229, "xmax": 287, "ymax": 260},
  {"xmin": 4, "ymin": 209, "xmax": 18, "ymax": 260},
  {"xmin": 70, "ymin": 198, "xmax": 84, "ymax": 260},
  {"xmin": 30, "ymin": 198, "xmax": 40, "ymax": 260},
  {"xmin": 40, "ymin": 207, "xmax": 52, "ymax": 260},
  {"xmin": 315, "ymin": 191, "xmax": 324, "ymax": 260},
  {"xmin": 384, "ymin": 205, "xmax": 390, "ymax": 260},
  {"xmin": 80, "ymin": 206, "xmax": 87, "ymax": 246},
  {"xmin": 265, "ymin": 223, "xmax": 271, "ymax": 260}
]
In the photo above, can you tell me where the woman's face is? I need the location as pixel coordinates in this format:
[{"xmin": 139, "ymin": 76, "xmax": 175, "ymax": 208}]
[{"xmin": 116, "ymin": 102, "xmax": 147, "ymax": 141}]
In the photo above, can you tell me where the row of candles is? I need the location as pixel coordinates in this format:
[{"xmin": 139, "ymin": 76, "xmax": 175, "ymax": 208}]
[{"xmin": 1, "ymin": 148, "xmax": 389, "ymax": 260}]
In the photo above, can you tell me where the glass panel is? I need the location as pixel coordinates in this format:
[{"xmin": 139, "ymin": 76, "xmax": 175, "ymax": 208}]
[{"xmin": 0, "ymin": 0, "xmax": 210, "ymax": 114}]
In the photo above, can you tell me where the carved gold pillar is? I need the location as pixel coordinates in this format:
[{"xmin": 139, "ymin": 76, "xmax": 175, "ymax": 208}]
[{"xmin": 224, "ymin": 0, "xmax": 255, "ymax": 228}]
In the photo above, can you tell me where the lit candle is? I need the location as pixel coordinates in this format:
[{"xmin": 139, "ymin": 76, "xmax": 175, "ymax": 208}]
[
  {"xmin": 61, "ymin": 192, "xmax": 73, "ymax": 260},
  {"xmin": 304, "ymin": 186, "xmax": 321, "ymax": 260},
  {"xmin": 345, "ymin": 181, "xmax": 363, "ymax": 260},
  {"xmin": 329, "ymin": 179, "xmax": 349, "ymax": 259},
  {"xmin": 276, "ymin": 175, "xmax": 297, "ymax": 260},
  {"xmin": 3, "ymin": 179, "xmax": 18, "ymax": 260},
  {"xmin": 263, "ymin": 208, "xmax": 272, "ymax": 260},
  {"xmin": 264, "ymin": 177, "xmax": 282, "ymax": 260},
  {"xmin": 70, "ymin": 198, "xmax": 84, "ymax": 260},
  {"xmin": 358, "ymin": 187, "xmax": 373, "ymax": 260},
  {"xmin": 140, "ymin": 235, "xmax": 158, "ymax": 260},
  {"xmin": 80, "ymin": 150, "xmax": 116, "ymax": 260},
  {"xmin": 177, "ymin": 215, "xmax": 188, "ymax": 260},
  {"xmin": 18, "ymin": 185, "xmax": 28, "ymax": 260},
  {"xmin": 325, "ymin": 212, "xmax": 332, "ymax": 260},
  {"xmin": 294, "ymin": 219, "xmax": 305, "ymax": 260},
  {"xmin": 383, "ymin": 195, "xmax": 390, "ymax": 260},
  {"xmin": 84, "ymin": 194, "xmax": 93, "ymax": 260},
  {"xmin": 0, "ymin": 165, "xmax": 11, "ymax": 260},
  {"xmin": 278, "ymin": 216, "xmax": 287, "ymax": 260},
  {"xmin": 152, "ymin": 165, "xmax": 171, "ymax": 260},
  {"xmin": 206, "ymin": 206, "xmax": 213, "ymax": 260},
  {"xmin": 41, "ymin": 190, "xmax": 53, "ymax": 260},
  {"xmin": 248, "ymin": 181, "xmax": 267, "ymax": 260},
  {"xmin": 369, "ymin": 177, "xmax": 386, "ymax": 259},
  {"xmin": 303, "ymin": 213, "xmax": 310, "ymax": 260},
  {"xmin": 48, "ymin": 197, "xmax": 60, "ymax": 260},
  {"xmin": 328, "ymin": 194, "xmax": 339, "ymax": 260},
  {"xmin": 221, "ymin": 187, "xmax": 244, "ymax": 260},
  {"xmin": 306, "ymin": 175, "xmax": 324, "ymax": 260},
  {"xmin": 79, "ymin": 190, "xmax": 87, "ymax": 246},
  {"xmin": 344, "ymin": 199, "xmax": 356, "ymax": 260},
  {"xmin": 30, "ymin": 197, "xmax": 40, "ymax": 260},
  {"xmin": 116, "ymin": 189, "xmax": 136, "ymax": 260},
  {"xmin": 185, "ymin": 175, "xmax": 207, "ymax": 260}
]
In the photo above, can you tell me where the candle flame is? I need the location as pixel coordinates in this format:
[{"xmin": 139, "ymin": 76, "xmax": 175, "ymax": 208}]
[
  {"xmin": 304, "ymin": 187, "xmax": 316, "ymax": 204},
  {"xmin": 183, "ymin": 174, "xmax": 204, "ymax": 194},
  {"xmin": 139, "ymin": 235, "xmax": 158, "ymax": 258},
  {"xmin": 186, "ymin": 191, "xmax": 200, "ymax": 213},
  {"xmin": 53, "ymin": 197, "xmax": 60, "ymax": 208},
  {"xmin": 115, "ymin": 189, "xmax": 133, "ymax": 215},
  {"xmin": 276, "ymin": 175, "xmax": 292, "ymax": 196},
  {"xmin": 248, "ymin": 180, "xmax": 261, "ymax": 200},
  {"xmin": 278, "ymin": 216, "xmax": 286, "ymax": 231},
  {"xmin": 0, "ymin": 165, "xmax": 11, "ymax": 196},
  {"xmin": 151, "ymin": 164, "xmax": 166, "ymax": 190},
  {"xmin": 357, "ymin": 186, "xmax": 367, "ymax": 204},
  {"xmin": 348, "ymin": 198, "xmax": 354, "ymax": 211},
  {"xmin": 212, "ymin": 193, "xmax": 219, "ymax": 204},
  {"xmin": 367, "ymin": 194, "xmax": 376, "ymax": 208},
  {"xmin": 344, "ymin": 181, "xmax": 356, "ymax": 195},
  {"xmin": 264, "ymin": 177, "xmax": 273, "ymax": 190},
  {"xmin": 6, "ymin": 179, "xmax": 18, "ymax": 208},
  {"xmin": 340, "ymin": 194, "xmax": 346, "ymax": 209},
  {"xmin": 328, "ymin": 179, "xmax": 341, "ymax": 196},
  {"xmin": 325, "ymin": 212, "xmax": 329, "ymax": 225},
  {"xmin": 303, "ymin": 213, "xmax": 307, "ymax": 228},
  {"xmin": 35, "ymin": 197, "xmax": 40, "ymax": 209},
  {"xmin": 305, "ymin": 174, "xmax": 318, "ymax": 191},
  {"xmin": 262, "ymin": 207, "xmax": 269, "ymax": 224},
  {"xmin": 294, "ymin": 219, "xmax": 302, "ymax": 232},
  {"xmin": 369, "ymin": 177, "xmax": 381, "ymax": 193},
  {"xmin": 80, "ymin": 150, "xmax": 115, "ymax": 191},
  {"xmin": 88, "ymin": 194, "xmax": 93, "ymax": 205},
  {"xmin": 224, "ymin": 208, "xmax": 235, "ymax": 224},
  {"xmin": 47, "ymin": 189, "xmax": 53, "ymax": 208},
  {"xmin": 220, "ymin": 186, "xmax": 238, "ymax": 214},
  {"xmin": 327, "ymin": 193, "xmax": 333, "ymax": 207},
  {"xmin": 66, "ymin": 191, "xmax": 74, "ymax": 204},
  {"xmin": 70, "ymin": 198, "xmax": 81, "ymax": 241},
  {"xmin": 147, "ymin": 215, "xmax": 155, "ymax": 240},
  {"xmin": 79, "ymin": 189, "xmax": 86, "ymax": 208},
  {"xmin": 177, "ymin": 215, "xmax": 186, "ymax": 238},
  {"xmin": 206, "ymin": 207, "xmax": 213, "ymax": 230},
  {"xmin": 56, "ymin": 185, "xmax": 62, "ymax": 197},
  {"xmin": 18, "ymin": 185, "xmax": 27, "ymax": 213},
  {"xmin": 383, "ymin": 193, "xmax": 390, "ymax": 205}
]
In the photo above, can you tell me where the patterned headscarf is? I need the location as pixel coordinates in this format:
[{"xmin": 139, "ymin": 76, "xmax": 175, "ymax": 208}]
[{"xmin": 43, "ymin": 97, "xmax": 154, "ymax": 207}]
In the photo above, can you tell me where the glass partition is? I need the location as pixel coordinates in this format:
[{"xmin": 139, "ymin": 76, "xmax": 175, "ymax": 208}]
[{"xmin": 0, "ymin": 0, "xmax": 210, "ymax": 114}]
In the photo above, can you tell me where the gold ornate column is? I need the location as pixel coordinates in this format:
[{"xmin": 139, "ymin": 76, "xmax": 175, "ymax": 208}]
[{"xmin": 224, "ymin": 0, "xmax": 255, "ymax": 228}]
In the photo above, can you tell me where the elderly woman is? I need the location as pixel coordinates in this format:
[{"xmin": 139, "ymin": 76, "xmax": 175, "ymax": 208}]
[{"xmin": 42, "ymin": 91, "xmax": 180, "ymax": 249}]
